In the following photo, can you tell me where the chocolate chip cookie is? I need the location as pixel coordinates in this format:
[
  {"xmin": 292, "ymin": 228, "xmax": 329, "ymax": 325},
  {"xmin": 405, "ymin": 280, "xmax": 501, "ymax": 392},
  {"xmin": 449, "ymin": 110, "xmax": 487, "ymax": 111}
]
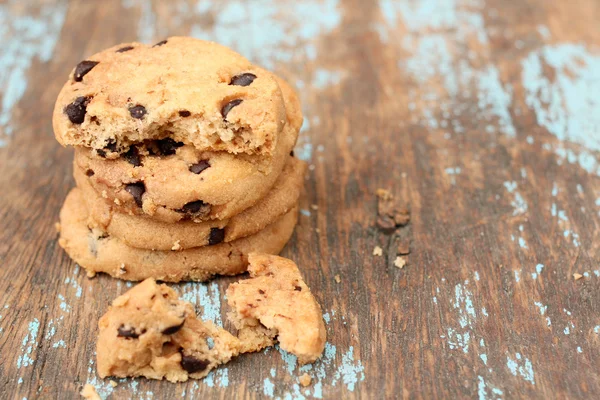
[
  {"xmin": 73, "ymin": 73, "xmax": 301, "ymax": 223},
  {"xmin": 227, "ymin": 253, "xmax": 327, "ymax": 363},
  {"xmin": 97, "ymin": 279, "xmax": 245, "ymax": 382},
  {"xmin": 58, "ymin": 188, "xmax": 298, "ymax": 282},
  {"xmin": 53, "ymin": 37, "xmax": 289, "ymax": 156},
  {"xmin": 77, "ymin": 156, "xmax": 306, "ymax": 250}
]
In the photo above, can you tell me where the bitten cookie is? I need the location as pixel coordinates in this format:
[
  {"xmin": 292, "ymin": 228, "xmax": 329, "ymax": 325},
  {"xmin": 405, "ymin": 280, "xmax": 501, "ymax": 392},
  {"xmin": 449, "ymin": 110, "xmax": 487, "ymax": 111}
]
[
  {"xmin": 58, "ymin": 189, "xmax": 298, "ymax": 282},
  {"xmin": 97, "ymin": 279, "xmax": 244, "ymax": 382},
  {"xmin": 53, "ymin": 37, "xmax": 289, "ymax": 156},
  {"xmin": 73, "ymin": 74, "xmax": 302, "ymax": 223},
  {"xmin": 227, "ymin": 253, "xmax": 326, "ymax": 364},
  {"xmin": 77, "ymin": 156, "xmax": 306, "ymax": 250}
]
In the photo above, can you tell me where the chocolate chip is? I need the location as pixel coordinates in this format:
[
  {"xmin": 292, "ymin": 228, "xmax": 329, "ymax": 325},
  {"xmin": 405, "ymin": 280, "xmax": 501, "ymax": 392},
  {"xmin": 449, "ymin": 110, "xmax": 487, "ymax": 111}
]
[
  {"xmin": 85, "ymin": 169, "xmax": 94, "ymax": 177},
  {"xmin": 97, "ymin": 149, "xmax": 107, "ymax": 158},
  {"xmin": 123, "ymin": 146, "xmax": 141, "ymax": 167},
  {"xmin": 156, "ymin": 138, "xmax": 184, "ymax": 156},
  {"xmin": 294, "ymin": 286, "xmax": 302, "ymax": 291},
  {"xmin": 153, "ymin": 40, "xmax": 168, "ymax": 47},
  {"xmin": 117, "ymin": 325, "xmax": 139, "ymax": 339},
  {"xmin": 258, "ymin": 289, "xmax": 265, "ymax": 295},
  {"xmin": 180, "ymin": 200, "xmax": 209, "ymax": 214},
  {"xmin": 162, "ymin": 320, "xmax": 185, "ymax": 335},
  {"xmin": 189, "ymin": 160, "xmax": 210, "ymax": 174},
  {"xmin": 125, "ymin": 182, "xmax": 145, "ymax": 207},
  {"xmin": 129, "ymin": 105, "xmax": 147, "ymax": 119},
  {"xmin": 179, "ymin": 110, "xmax": 191, "ymax": 117},
  {"xmin": 230, "ymin": 73, "xmax": 257, "ymax": 87},
  {"xmin": 65, "ymin": 96, "xmax": 91, "ymax": 124},
  {"xmin": 74, "ymin": 60, "xmax": 99, "ymax": 82},
  {"xmin": 105, "ymin": 139, "xmax": 117, "ymax": 152},
  {"xmin": 116, "ymin": 46, "xmax": 134, "ymax": 53},
  {"xmin": 290, "ymin": 150, "xmax": 295, "ymax": 157},
  {"xmin": 208, "ymin": 228, "xmax": 225, "ymax": 245},
  {"xmin": 180, "ymin": 354, "xmax": 209, "ymax": 374},
  {"xmin": 221, "ymin": 99, "xmax": 243, "ymax": 120}
]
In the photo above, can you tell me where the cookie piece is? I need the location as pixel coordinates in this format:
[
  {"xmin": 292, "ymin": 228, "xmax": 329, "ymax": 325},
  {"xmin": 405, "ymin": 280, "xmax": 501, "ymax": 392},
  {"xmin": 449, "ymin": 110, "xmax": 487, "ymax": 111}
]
[
  {"xmin": 77, "ymin": 156, "xmax": 306, "ymax": 250},
  {"xmin": 58, "ymin": 189, "xmax": 298, "ymax": 282},
  {"xmin": 53, "ymin": 37, "xmax": 288, "ymax": 156},
  {"xmin": 226, "ymin": 254, "xmax": 326, "ymax": 364},
  {"xmin": 97, "ymin": 279, "xmax": 243, "ymax": 382},
  {"xmin": 73, "ymin": 75, "xmax": 301, "ymax": 223}
]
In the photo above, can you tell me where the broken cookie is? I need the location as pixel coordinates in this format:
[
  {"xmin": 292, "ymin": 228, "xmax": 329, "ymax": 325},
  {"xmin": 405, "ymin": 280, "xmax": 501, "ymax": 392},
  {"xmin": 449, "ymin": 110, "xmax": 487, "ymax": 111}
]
[
  {"xmin": 226, "ymin": 253, "xmax": 326, "ymax": 364},
  {"xmin": 97, "ymin": 279, "xmax": 243, "ymax": 382}
]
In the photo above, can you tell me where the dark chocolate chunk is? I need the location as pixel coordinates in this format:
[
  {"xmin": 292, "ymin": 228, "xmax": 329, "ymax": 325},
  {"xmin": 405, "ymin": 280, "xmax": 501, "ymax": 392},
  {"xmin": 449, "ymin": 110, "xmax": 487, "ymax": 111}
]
[
  {"xmin": 116, "ymin": 46, "xmax": 134, "ymax": 53},
  {"xmin": 178, "ymin": 110, "xmax": 191, "ymax": 117},
  {"xmin": 230, "ymin": 73, "xmax": 257, "ymax": 87},
  {"xmin": 153, "ymin": 40, "xmax": 168, "ymax": 47},
  {"xmin": 85, "ymin": 169, "xmax": 94, "ymax": 177},
  {"xmin": 290, "ymin": 150, "xmax": 295, "ymax": 157},
  {"xmin": 156, "ymin": 138, "xmax": 184, "ymax": 156},
  {"xmin": 123, "ymin": 146, "xmax": 141, "ymax": 167},
  {"xmin": 65, "ymin": 96, "xmax": 91, "ymax": 124},
  {"xmin": 125, "ymin": 182, "xmax": 145, "ymax": 207},
  {"xmin": 258, "ymin": 289, "xmax": 265, "ymax": 295},
  {"xmin": 97, "ymin": 149, "xmax": 107, "ymax": 158},
  {"xmin": 221, "ymin": 99, "xmax": 243, "ymax": 119},
  {"xmin": 181, "ymin": 200, "xmax": 208, "ymax": 214},
  {"xmin": 105, "ymin": 139, "xmax": 117, "ymax": 152},
  {"xmin": 129, "ymin": 105, "xmax": 147, "ymax": 119},
  {"xmin": 162, "ymin": 320, "xmax": 185, "ymax": 335},
  {"xmin": 180, "ymin": 354, "xmax": 209, "ymax": 374},
  {"xmin": 208, "ymin": 228, "xmax": 225, "ymax": 246},
  {"xmin": 117, "ymin": 325, "xmax": 139, "ymax": 339},
  {"xmin": 189, "ymin": 160, "xmax": 210, "ymax": 174},
  {"xmin": 294, "ymin": 286, "xmax": 302, "ymax": 291},
  {"xmin": 74, "ymin": 60, "xmax": 99, "ymax": 82}
]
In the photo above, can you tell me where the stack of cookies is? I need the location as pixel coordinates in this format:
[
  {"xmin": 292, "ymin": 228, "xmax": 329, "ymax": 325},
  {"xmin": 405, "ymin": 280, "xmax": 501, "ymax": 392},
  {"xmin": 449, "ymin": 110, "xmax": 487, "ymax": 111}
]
[{"xmin": 54, "ymin": 37, "xmax": 305, "ymax": 282}]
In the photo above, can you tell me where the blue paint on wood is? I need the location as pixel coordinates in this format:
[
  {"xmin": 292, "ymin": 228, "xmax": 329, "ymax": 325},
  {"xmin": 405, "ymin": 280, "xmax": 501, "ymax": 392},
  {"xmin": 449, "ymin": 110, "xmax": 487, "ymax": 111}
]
[{"xmin": 0, "ymin": 1, "xmax": 67, "ymax": 146}]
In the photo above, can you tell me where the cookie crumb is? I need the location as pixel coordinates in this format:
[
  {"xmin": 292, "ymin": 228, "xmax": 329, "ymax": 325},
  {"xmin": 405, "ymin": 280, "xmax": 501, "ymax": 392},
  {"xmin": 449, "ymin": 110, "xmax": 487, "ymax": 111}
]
[
  {"xmin": 299, "ymin": 373, "xmax": 312, "ymax": 387},
  {"xmin": 394, "ymin": 256, "xmax": 406, "ymax": 269},
  {"xmin": 114, "ymin": 198, "xmax": 121, "ymax": 205},
  {"xmin": 334, "ymin": 274, "xmax": 341, "ymax": 283},
  {"xmin": 80, "ymin": 384, "xmax": 101, "ymax": 400},
  {"xmin": 311, "ymin": 204, "xmax": 318, "ymax": 210},
  {"xmin": 309, "ymin": 164, "xmax": 315, "ymax": 171},
  {"xmin": 172, "ymin": 241, "xmax": 181, "ymax": 251},
  {"xmin": 397, "ymin": 240, "xmax": 410, "ymax": 255},
  {"xmin": 109, "ymin": 380, "xmax": 118, "ymax": 387},
  {"xmin": 376, "ymin": 188, "xmax": 410, "ymax": 233},
  {"xmin": 55, "ymin": 222, "xmax": 61, "ymax": 233},
  {"xmin": 117, "ymin": 263, "xmax": 127, "ymax": 276},
  {"xmin": 573, "ymin": 273, "xmax": 583, "ymax": 281},
  {"xmin": 86, "ymin": 270, "xmax": 97, "ymax": 279},
  {"xmin": 373, "ymin": 246, "xmax": 383, "ymax": 256},
  {"xmin": 315, "ymin": 228, "xmax": 321, "ymax": 233}
]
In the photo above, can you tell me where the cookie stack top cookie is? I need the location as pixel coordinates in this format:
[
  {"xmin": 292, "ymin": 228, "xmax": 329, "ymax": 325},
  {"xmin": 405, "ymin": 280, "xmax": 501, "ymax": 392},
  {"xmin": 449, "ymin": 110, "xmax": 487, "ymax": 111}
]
[{"xmin": 53, "ymin": 37, "xmax": 294, "ymax": 156}]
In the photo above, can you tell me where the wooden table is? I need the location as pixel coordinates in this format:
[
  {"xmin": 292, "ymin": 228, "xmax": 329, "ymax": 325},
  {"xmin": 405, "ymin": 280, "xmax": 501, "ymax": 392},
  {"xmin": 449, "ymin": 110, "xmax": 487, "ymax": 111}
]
[{"xmin": 1, "ymin": 0, "xmax": 599, "ymax": 398}]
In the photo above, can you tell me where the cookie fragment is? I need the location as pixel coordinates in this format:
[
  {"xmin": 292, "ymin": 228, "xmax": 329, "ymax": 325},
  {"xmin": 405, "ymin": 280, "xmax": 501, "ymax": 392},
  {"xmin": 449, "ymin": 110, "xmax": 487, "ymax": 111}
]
[
  {"xmin": 97, "ymin": 279, "xmax": 243, "ymax": 382},
  {"xmin": 226, "ymin": 253, "xmax": 327, "ymax": 364},
  {"xmin": 376, "ymin": 188, "xmax": 410, "ymax": 233}
]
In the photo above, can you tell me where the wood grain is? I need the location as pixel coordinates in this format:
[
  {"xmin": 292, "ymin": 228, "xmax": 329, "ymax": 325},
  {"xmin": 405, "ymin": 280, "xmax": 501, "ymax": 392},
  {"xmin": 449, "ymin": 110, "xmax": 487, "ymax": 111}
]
[{"xmin": 1, "ymin": 0, "xmax": 600, "ymax": 398}]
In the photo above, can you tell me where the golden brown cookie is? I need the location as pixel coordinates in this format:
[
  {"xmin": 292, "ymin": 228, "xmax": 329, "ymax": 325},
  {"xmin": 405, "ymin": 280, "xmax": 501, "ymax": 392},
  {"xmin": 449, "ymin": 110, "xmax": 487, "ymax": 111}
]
[
  {"xmin": 76, "ymin": 156, "xmax": 306, "ymax": 250},
  {"xmin": 53, "ymin": 37, "xmax": 289, "ymax": 156},
  {"xmin": 227, "ymin": 253, "xmax": 326, "ymax": 364},
  {"xmin": 97, "ymin": 279, "xmax": 244, "ymax": 382},
  {"xmin": 58, "ymin": 189, "xmax": 298, "ymax": 282}
]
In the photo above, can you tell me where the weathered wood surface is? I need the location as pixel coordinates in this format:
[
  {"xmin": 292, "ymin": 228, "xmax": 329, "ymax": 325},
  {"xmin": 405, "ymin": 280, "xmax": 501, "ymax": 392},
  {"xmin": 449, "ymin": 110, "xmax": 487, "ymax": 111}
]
[{"xmin": 1, "ymin": 0, "xmax": 600, "ymax": 398}]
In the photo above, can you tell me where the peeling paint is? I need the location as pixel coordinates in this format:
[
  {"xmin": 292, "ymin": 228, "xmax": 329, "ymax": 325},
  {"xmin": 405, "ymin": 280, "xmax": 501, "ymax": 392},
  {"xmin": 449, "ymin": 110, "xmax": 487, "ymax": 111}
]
[{"xmin": 0, "ymin": 0, "xmax": 67, "ymax": 146}]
